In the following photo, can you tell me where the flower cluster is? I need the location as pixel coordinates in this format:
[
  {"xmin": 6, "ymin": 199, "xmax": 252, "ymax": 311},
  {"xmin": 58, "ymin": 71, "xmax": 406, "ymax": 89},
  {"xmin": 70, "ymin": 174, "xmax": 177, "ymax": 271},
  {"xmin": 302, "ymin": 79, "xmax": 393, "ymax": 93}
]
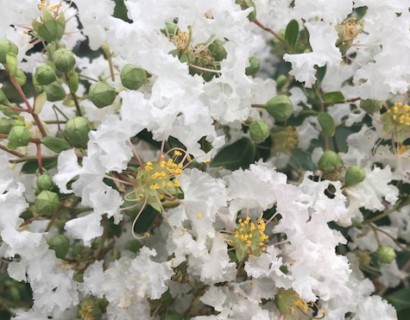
[{"xmin": 0, "ymin": 1, "xmax": 408, "ymax": 320}]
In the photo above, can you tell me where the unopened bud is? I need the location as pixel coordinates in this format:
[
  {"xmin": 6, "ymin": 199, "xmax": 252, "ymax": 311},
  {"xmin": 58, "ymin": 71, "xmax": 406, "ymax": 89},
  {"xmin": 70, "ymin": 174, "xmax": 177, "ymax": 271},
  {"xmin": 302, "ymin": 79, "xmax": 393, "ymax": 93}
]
[
  {"xmin": 35, "ymin": 64, "xmax": 56, "ymax": 85},
  {"xmin": 36, "ymin": 174, "xmax": 54, "ymax": 191},
  {"xmin": 45, "ymin": 81, "xmax": 66, "ymax": 101},
  {"xmin": 67, "ymin": 70, "xmax": 79, "ymax": 93},
  {"xmin": 64, "ymin": 116, "xmax": 91, "ymax": 148},
  {"xmin": 318, "ymin": 150, "xmax": 343, "ymax": 173},
  {"xmin": 208, "ymin": 39, "xmax": 227, "ymax": 61},
  {"xmin": 265, "ymin": 95, "xmax": 294, "ymax": 122},
  {"xmin": 6, "ymin": 52, "xmax": 18, "ymax": 76},
  {"xmin": 245, "ymin": 56, "xmax": 260, "ymax": 76},
  {"xmin": 249, "ymin": 120, "xmax": 270, "ymax": 143},
  {"xmin": 0, "ymin": 118, "xmax": 13, "ymax": 134},
  {"xmin": 48, "ymin": 234, "xmax": 70, "ymax": 259},
  {"xmin": 54, "ymin": 48, "xmax": 75, "ymax": 72},
  {"xmin": 276, "ymin": 74, "xmax": 287, "ymax": 90},
  {"xmin": 0, "ymin": 39, "xmax": 18, "ymax": 64},
  {"xmin": 360, "ymin": 99, "xmax": 382, "ymax": 114},
  {"xmin": 89, "ymin": 81, "xmax": 116, "ymax": 108},
  {"xmin": 7, "ymin": 126, "xmax": 31, "ymax": 149},
  {"xmin": 345, "ymin": 166, "xmax": 366, "ymax": 187},
  {"xmin": 15, "ymin": 69, "xmax": 27, "ymax": 86},
  {"xmin": 35, "ymin": 190, "xmax": 59, "ymax": 217},
  {"xmin": 120, "ymin": 64, "xmax": 147, "ymax": 90},
  {"xmin": 377, "ymin": 245, "xmax": 396, "ymax": 264},
  {"xmin": 32, "ymin": 9, "xmax": 66, "ymax": 43}
]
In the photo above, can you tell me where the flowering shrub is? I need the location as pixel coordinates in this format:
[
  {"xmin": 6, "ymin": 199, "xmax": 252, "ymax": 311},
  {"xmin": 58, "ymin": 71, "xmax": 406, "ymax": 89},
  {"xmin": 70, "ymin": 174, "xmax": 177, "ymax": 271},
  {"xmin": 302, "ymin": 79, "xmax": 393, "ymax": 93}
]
[{"xmin": 0, "ymin": 0, "xmax": 409, "ymax": 319}]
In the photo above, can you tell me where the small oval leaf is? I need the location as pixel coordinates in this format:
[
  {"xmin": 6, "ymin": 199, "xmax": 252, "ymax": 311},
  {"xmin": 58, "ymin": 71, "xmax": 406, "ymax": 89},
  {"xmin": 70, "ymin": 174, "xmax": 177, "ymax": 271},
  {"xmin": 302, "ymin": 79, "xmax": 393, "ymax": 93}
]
[
  {"xmin": 318, "ymin": 112, "xmax": 336, "ymax": 137},
  {"xmin": 323, "ymin": 91, "xmax": 345, "ymax": 104},
  {"xmin": 41, "ymin": 136, "xmax": 71, "ymax": 153},
  {"xmin": 211, "ymin": 137, "xmax": 256, "ymax": 171},
  {"xmin": 285, "ymin": 20, "xmax": 299, "ymax": 49}
]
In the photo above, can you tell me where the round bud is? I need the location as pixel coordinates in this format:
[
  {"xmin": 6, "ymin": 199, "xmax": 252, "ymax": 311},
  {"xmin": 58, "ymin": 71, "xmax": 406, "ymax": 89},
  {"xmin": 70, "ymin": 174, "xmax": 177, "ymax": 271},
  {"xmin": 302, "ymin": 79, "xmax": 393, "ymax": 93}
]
[
  {"xmin": 89, "ymin": 81, "xmax": 116, "ymax": 108},
  {"xmin": 377, "ymin": 245, "xmax": 396, "ymax": 264},
  {"xmin": 7, "ymin": 126, "xmax": 31, "ymax": 149},
  {"xmin": 120, "ymin": 64, "xmax": 147, "ymax": 90},
  {"xmin": 45, "ymin": 81, "xmax": 66, "ymax": 102},
  {"xmin": 249, "ymin": 120, "xmax": 270, "ymax": 143},
  {"xmin": 64, "ymin": 116, "xmax": 91, "ymax": 148},
  {"xmin": 318, "ymin": 150, "xmax": 343, "ymax": 173},
  {"xmin": 276, "ymin": 74, "xmax": 287, "ymax": 90},
  {"xmin": 35, "ymin": 190, "xmax": 59, "ymax": 217},
  {"xmin": 345, "ymin": 166, "xmax": 366, "ymax": 187},
  {"xmin": 48, "ymin": 234, "xmax": 70, "ymax": 259},
  {"xmin": 35, "ymin": 64, "xmax": 56, "ymax": 85},
  {"xmin": 54, "ymin": 48, "xmax": 75, "ymax": 72},
  {"xmin": 0, "ymin": 39, "xmax": 18, "ymax": 64},
  {"xmin": 36, "ymin": 174, "xmax": 54, "ymax": 191},
  {"xmin": 265, "ymin": 95, "xmax": 294, "ymax": 122},
  {"xmin": 15, "ymin": 69, "xmax": 27, "ymax": 86},
  {"xmin": 245, "ymin": 56, "xmax": 260, "ymax": 76},
  {"xmin": 208, "ymin": 39, "xmax": 227, "ymax": 61},
  {"xmin": 0, "ymin": 118, "xmax": 13, "ymax": 134},
  {"xmin": 359, "ymin": 99, "xmax": 382, "ymax": 114}
]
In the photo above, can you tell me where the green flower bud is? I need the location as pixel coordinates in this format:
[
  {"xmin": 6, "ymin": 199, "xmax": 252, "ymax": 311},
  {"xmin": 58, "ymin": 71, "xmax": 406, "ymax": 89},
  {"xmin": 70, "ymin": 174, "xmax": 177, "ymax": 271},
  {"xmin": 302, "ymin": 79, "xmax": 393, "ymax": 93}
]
[
  {"xmin": 64, "ymin": 116, "xmax": 91, "ymax": 148},
  {"xmin": 265, "ymin": 95, "xmax": 294, "ymax": 122},
  {"xmin": 345, "ymin": 165, "xmax": 366, "ymax": 187},
  {"xmin": 377, "ymin": 245, "xmax": 396, "ymax": 264},
  {"xmin": 208, "ymin": 39, "xmax": 227, "ymax": 61},
  {"xmin": 249, "ymin": 120, "xmax": 270, "ymax": 143},
  {"xmin": 35, "ymin": 190, "xmax": 59, "ymax": 217},
  {"xmin": 0, "ymin": 39, "xmax": 18, "ymax": 64},
  {"xmin": 245, "ymin": 56, "xmax": 260, "ymax": 76},
  {"xmin": 48, "ymin": 234, "xmax": 70, "ymax": 259},
  {"xmin": 276, "ymin": 74, "xmax": 287, "ymax": 90},
  {"xmin": 89, "ymin": 81, "xmax": 116, "ymax": 108},
  {"xmin": 45, "ymin": 81, "xmax": 66, "ymax": 101},
  {"xmin": 67, "ymin": 70, "xmax": 79, "ymax": 93},
  {"xmin": 0, "ymin": 118, "xmax": 13, "ymax": 134},
  {"xmin": 15, "ymin": 69, "xmax": 27, "ymax": 86},
  {"xmin": 360, "ymin": 99, "xmax": 382, "ymax": 114},
  {"xmin": 6, "ymin": 52, "xmax": 18, "ymax": 76},
  {"xmin": 36, "ymin": 174, "xmax": 54, "ymax": 191},
  {"xmin": 54, "ymin": 48, "xmax": 75, "ymax": 72},
  {"xmin": 120, "ymin": 64, "xmax": 147, "ymax": 90},
  {"xmin": 318, "ymin": 150, "xmax": 343, "ymax": 173},
  {"xmin": 35, "ymin": 64, "xmax": 56, "ymax": 85},
  {"xmin": 7, "ymin": 126, "xmax": 31, "ymax": 149},
  {"xmin": 32, "ymin": 9, "xmax": 66, "ymax": 43}
]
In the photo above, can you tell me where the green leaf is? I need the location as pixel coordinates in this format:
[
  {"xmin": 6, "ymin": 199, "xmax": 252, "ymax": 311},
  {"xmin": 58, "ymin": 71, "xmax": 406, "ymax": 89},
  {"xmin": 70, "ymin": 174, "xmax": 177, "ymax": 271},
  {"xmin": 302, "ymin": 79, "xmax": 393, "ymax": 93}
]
[
  {"xmin": 323, "ymin": 91, "xmax": 345, "ymax": 104},
  {"xmin": 285, "ymin": 19, "xmax": 299, "ymax": 49},
  {"xmin": 386, "ymin": 287, "xmax": 410, "ymax": 312},
  {"xmin": 41, "ymin": 136, "xmax": 71, "ymax": 153},
  {"xmin": 211, "ymin": 137, "xmax": 255, "ymax": 171},
  {"xmin": 398, "ymin": 308, "xmax": 410, "ymax": 320},
  {"xmin": 318, "ymin": 112, "xmax": 336, "ymax": 137},
  {"xmin": 315, "ymin": 65, "xmax": 327, "ymax": 84},
  {"xmin": 133, "ymin": 205, "xmax": 160, "ymax": 234},
  {"xmin": 21, "ymin": 158, "xmax": 57, "ymax": 174}
]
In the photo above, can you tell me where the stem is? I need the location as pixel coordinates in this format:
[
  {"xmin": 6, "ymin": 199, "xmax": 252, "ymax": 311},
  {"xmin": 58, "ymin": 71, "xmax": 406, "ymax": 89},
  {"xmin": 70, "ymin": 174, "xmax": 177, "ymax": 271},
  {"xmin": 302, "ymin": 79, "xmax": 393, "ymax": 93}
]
[
  {"xmin": 0, "ymin": 144, "xmax": 24, "ymax": 157},
  {"xmin": 9, "ymin": 77, "xmax": 48, "ymax": 137},
  {"xmin": 253, "ymin": 19, "xmax": 286, "ymax": 44},
  {"xmin": 188, "ymin": 64, "xmax": 222, "ymax": 73},
  {"xmin": 35, "ymin": 141, "xmax": 44, "ymax": 173},
  {"xmin": 71, "ymin": 92, "xmax": 82, "ymax": 116}
]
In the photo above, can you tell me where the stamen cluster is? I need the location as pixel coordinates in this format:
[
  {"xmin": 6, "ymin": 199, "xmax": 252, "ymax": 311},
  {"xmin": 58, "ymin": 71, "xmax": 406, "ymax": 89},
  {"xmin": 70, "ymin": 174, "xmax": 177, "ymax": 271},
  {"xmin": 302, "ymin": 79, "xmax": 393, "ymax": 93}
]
[{"xmin": 229, "ymin": 216, "xmax": 269, "ymax": 261}]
